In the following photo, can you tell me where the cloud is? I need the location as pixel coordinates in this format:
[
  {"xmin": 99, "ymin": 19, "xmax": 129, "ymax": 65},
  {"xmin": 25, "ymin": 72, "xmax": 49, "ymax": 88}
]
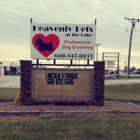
[{"xmin": 0, "ymin": 0, "xmax": 140, "ymax": 67}]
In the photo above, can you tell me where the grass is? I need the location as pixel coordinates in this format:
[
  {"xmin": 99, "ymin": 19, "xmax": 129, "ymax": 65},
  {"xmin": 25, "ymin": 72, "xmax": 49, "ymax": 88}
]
[
  {"xmin": 105, "ymin": 83, "xmax": 140, "ymax": 102},
  {"xmin": 0, "ymin": 88, "xmax": 18, "ymax": 101},
  {"xmin": 0, "ymin": 84, "xmax": 140, "ymax": 103},
  {"xmin": 0, "ymin": 86, "xmax": 140, "ymax": 139},
  {"xmin": 0, "ymin": 115, "xmax": 140, "ymax": 140}
]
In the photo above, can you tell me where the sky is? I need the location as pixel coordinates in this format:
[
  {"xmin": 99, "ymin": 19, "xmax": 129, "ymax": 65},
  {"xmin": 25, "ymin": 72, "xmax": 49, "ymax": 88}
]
[{"xmin": 0, "ymin": 0, "xmax": 140, "ymax": 69}]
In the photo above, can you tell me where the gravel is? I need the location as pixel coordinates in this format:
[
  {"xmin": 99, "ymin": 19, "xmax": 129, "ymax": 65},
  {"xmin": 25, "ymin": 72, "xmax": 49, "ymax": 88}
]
[{"xmin": 0, "ymin": 101, "xmax": 140, "ymax": 113}]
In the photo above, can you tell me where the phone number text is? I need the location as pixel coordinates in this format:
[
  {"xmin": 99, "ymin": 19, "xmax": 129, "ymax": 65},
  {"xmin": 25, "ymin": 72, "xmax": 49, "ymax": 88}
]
[{"xmin": 54, "ymin": 53, "xmax": 93, "ymax": 59}]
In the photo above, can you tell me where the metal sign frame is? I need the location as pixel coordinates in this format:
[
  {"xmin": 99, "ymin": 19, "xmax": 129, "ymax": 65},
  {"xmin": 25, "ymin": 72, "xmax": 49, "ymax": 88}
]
[{"xmin": 102, "ymin": 52, "xmax": 119, "ymax": 79}]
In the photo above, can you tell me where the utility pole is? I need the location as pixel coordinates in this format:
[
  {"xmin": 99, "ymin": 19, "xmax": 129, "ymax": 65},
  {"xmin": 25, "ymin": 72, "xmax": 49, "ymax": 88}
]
[
  {"xmin": 125, "ymin": 17, "xmax": 140, "ymax": 77},
  {"xmin": 0, "ymin": 62, "xmax": 2, "ymax": 75},
  {"xmin": 96, "ymin": 43, "xmax": 102, "ymax": 61}
]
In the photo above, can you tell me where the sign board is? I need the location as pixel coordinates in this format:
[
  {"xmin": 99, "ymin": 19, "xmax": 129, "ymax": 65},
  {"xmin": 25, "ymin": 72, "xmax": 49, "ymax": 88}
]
[
  {"xmin": 32, "ymin": 69, "xmax": 93, "ymax": 100},
  {"xmin": 106, "ymin": 60, "xmax": 115, "ymax": 68},
  {"xmin": 30, "ymin": 24, "xmax": 96, "ymax": 60}
]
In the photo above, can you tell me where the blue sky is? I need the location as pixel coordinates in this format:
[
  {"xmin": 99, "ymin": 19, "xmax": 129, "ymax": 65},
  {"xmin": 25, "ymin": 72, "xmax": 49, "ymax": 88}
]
[{"xmin": 0, "ymin": 0, "xmax": 140, "ymax": 68}]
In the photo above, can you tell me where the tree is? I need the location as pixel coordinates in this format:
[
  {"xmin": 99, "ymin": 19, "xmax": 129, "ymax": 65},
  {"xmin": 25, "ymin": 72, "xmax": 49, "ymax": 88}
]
[
  {"xmin": 130, "ymin": 66, "xmax": 136, "ymax": 72},
  {"xmin": 124, "ymin": 66, "xmax": 128, "ymax": 74},
  {"xmin": 124, "ymin": 66, "xmax": 136, "ymax": 73}
]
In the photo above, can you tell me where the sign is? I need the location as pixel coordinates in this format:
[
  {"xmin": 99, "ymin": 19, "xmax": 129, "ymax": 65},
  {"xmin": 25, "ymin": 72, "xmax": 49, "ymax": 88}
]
[
  {"xmin": 46, "ymin": 73, "xmax": 78, "ymax": 85},
  {"xmin": 32, "ymin": 69, "xmax": 93, "ymax": 100},
  {"xmin": 30, "ymin": 24, "xmax": 96, "ymax": 60},
  {"xmin": 106, "ymin": 60, "xmax": 115, "ymax": 68}
]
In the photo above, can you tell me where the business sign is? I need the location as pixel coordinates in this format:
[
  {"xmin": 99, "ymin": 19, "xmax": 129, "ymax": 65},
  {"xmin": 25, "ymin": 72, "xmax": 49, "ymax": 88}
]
[
  {"xmin": 32, "ymin": 69, "xmax": 93, "ymax": 100},
  {"xmin": 30, "ymin": 24, "xmax": 96, "ymax": 60},
  {"xmin": 106, "ymin": 60, "xmax": 115, "ymax": 68}
]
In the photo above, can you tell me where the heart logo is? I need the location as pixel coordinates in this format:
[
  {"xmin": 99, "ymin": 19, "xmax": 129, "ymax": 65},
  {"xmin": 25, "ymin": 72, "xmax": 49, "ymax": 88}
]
[{"xmin": 32, "ymin": 34, "xmax": 60, "ymax": 58}]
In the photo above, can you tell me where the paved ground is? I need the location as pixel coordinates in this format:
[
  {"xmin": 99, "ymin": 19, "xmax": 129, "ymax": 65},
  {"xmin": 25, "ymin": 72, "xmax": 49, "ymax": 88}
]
[
  {"xmin": 0, "ymin": 75, "xmax": 20, "ymax": 88},
  {"xmin": 105, "ymin": 79, "xmax": 140, "ymax": 85},
  {"xmin": 0, "ymin": 75, "xmax": 140, "ymax": 87}
]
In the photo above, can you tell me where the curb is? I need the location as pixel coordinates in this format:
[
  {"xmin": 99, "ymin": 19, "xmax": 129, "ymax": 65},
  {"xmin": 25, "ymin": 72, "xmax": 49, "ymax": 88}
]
[
  {"xmin": 0, "ymin": 110, "xmax": 140, "ymax": 116},
  {"xmin": 129, "ymin": 102, "xmax": 140, "ymax": 109}
]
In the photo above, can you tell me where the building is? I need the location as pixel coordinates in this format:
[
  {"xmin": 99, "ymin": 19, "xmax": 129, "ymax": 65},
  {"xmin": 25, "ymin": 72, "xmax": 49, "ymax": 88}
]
[{"xmin": 0, "ymin": 61, "xmax": 20, "ymax": 75}]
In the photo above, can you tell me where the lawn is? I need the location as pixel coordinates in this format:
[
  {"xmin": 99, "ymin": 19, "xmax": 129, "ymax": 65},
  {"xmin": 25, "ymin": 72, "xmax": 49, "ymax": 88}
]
[
  {"xmin": 0, "ymin": 115, "xmax": 140, "ymax": 140},
  {"xmin": 0, "ymin": 86, "xmax": 140, "ymax": 140},
  {"xmin": 0, "ymin": 88, "xmax": 18, "ymax": 101},
  {"xmin": 1, "ymin": 84, "xmax": 140, "ymax": 102},
  {"xmin": 105, "ymin": 83, "xmax": 140, "ymax": 102}
]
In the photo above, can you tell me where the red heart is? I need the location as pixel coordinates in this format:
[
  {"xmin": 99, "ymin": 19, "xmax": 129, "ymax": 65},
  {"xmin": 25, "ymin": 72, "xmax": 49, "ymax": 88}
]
[{"xmin": 32, "ymin": 34, "xmax": 60, "ymax": 58}]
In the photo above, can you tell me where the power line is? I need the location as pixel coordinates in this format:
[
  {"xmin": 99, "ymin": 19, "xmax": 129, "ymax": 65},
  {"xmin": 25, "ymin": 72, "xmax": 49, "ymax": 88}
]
[
  {"xmin": 125, "ymin": 17, "xmax": 140, "ymax": 77},
  {"xmin": 111, "ymin": 32, "xmax": 129, "ymax": 48}
]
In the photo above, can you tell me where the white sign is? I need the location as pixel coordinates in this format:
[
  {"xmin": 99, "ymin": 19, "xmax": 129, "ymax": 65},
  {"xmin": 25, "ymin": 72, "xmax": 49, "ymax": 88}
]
[
  {"xmin": 30, "ymin": 24, "xmax": 96, "ymax": 59},
  {"xmin": 106, "ymin": 60, "xmax": 115, "ymax": 68}
]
